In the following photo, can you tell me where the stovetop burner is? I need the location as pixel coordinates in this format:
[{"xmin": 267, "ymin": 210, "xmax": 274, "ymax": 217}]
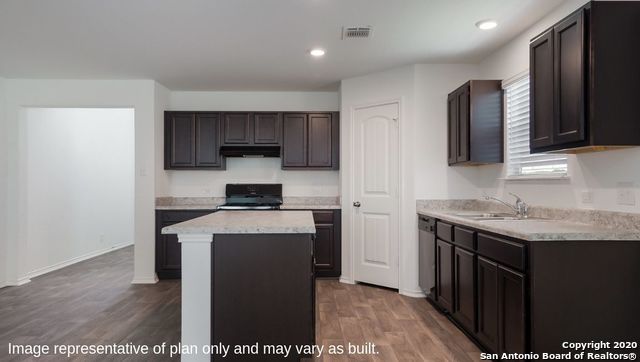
[
  {"xmin": 217, "ymin": 204, "xmax": 281, "ymax": 210},
  {"xmin": 216, "ymin": 183, "xmax": 283, "ymax": 211}
]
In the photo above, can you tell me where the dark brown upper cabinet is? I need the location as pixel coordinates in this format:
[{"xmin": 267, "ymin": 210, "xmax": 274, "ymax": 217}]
[
  {"xmin": 222, "ymin": 112, "xmax": 281, "ymax": 145},
  {"xmin": 530, "ymin": 1, "xmax": 640, "ymax": 154},
  {"xmin": 530, "ymin": 30, "xmax": 555, "ymax": 149},
  {"xmin": 166, "ymin": 112, "xmax": 195, "ymax": 168},
  {"xmin": 282, "ymin": 113, "xmax": 308, "ymax": 167},
  {"xmin": 254, "ymin": 113, "xmax": 280, "ymax": 144},
  {"xmin": 223, "ymin": 112, "xmax": 251, "ymax": 144},
  {"xmin": 166, "ymin": 110, "xmax": 339, "ymax": 170},
  {"xmin": 282, "ymin": 112, "xmax": 339, "ymax": 170},
  {"xmin": 165, "ymin": 111, "xmax": 225, "ymax": 170},
  {"xmin": 447, "ymin": 80, "xmax": 503, "ymax": 166},
  {"xmin": 195, "ymin": 113, "xmax": 223, "ymax": 167}
]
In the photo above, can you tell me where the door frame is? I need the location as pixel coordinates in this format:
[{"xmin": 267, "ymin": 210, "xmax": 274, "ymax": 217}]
[{"xmin": 348, "ymin": 98, "xmax": 403, "ymax": 289}]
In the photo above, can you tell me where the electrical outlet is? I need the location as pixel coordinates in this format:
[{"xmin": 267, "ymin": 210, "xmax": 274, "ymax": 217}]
[
  {"xmin": 616, "ymin": 182, "xmax": 636, "ymax": 206},
  {"xmin": 581, "ymin": 191, "xmax": 594, "ymax": 204}
]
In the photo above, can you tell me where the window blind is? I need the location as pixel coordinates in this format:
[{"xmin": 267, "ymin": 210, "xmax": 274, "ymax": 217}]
[{"xmin": 505, "ymin": 75, "xmax": 567, "ymax": 177}]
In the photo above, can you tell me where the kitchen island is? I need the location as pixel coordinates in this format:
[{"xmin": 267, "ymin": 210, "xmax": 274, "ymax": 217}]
[{"xmin": 162, "ymin": 210, "xmax": 316, "ymax": 362}]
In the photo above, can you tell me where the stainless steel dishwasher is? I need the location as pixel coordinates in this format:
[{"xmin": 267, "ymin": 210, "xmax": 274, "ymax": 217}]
[{"xmin": 418, "ymin": 216, "xmax": 436, "ymax": 299}]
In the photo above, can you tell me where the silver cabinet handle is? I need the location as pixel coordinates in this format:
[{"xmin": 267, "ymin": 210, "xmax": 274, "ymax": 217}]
[{"xmin": 353, "ymin": 201, "xmax": 361, "ymax": 207}]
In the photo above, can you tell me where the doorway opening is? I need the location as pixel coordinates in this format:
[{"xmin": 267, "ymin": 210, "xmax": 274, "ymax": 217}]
[{"xmin": 22, "ymin": 107, "xmax": 135, "ymax": 279}]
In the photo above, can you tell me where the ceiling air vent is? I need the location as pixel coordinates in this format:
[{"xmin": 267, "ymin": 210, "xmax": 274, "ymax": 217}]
[{"xmin": 342, "ymin": 26, "xmax": 373, "ymax": 39}]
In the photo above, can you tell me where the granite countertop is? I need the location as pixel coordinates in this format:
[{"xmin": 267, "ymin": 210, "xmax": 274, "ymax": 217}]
[
  {"xmin": 416, "ymin": 200, "xmax": 640, "ymax": 241},
  {"xmin": 162, "ymin": 210, "xmax": 316, "ymax": 234},
  {"xmin": 155, "ymin": 196, "xmax": 341, "ymax": 210}
]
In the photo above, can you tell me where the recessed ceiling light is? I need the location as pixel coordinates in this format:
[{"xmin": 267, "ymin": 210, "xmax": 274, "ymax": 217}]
[
  {"xmin": 309, "ymin": 48, "xmax": 325, "ymax": 57},
  {"xmin": 475, "ymin": 20, "xmax": 498, "ymax": 30}
]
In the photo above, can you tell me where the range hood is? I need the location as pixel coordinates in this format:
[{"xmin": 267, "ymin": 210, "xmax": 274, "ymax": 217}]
[{"xmin": 219, "ymin": 145, "xmax": 280, "ymax": 158}]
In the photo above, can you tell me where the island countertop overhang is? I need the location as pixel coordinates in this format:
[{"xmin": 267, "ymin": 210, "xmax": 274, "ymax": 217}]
[{"xmin": 161, "ymin": 210, "xmax": 316, "ymax": 234}]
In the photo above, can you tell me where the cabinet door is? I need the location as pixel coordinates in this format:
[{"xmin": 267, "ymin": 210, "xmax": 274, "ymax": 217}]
[
  {"xmin": 282, "ymin": 113, "xmax": 308, "ymax": 167},
  {"xmin": 477, "ymin": 256, "xmax": 499, "ymax": 353},
  {"xmin": 453, "ymin": 247, "xmax": 476, "ymax": 333},
  {"xmin": 195, "ymin": 113, "xmax": 222, "ymax": 167},
  {"xmin": 447, "ymin": 94, "xmax": 458, "ymax": 165},
  {"xmin": 158, "ymin": 224, "xmax": 182, "ymax": 272},
  {"xmin": 530, "ymin": 30, "xmax": 555, "ymax": 150},
  {"xmin": 156, "ymin": 210, "xmax": 212, "ymax": 279},
  {"xmin": 308, "ymin": 113, "xmax": 333, "ymax": 167},
  {"xmin": 456, "ymin": 87, "xmax": 470, "ymax": 163},
  {"xmin": 553, "ymin": 10, "xmax": 586, "ymax": 145},
  {"xmin": 498, "ymin": 265, "xmax": 526, "ymax": 354},
  {"xmin": 254, "ymin": 113, "xmax": 280, "ymax": 144},
  {"xmin": 436, "ymin": 239, "xmax": 454, "ymax": 312},
  {"xmin": 314, "ymin": 224, "xmax": 334, "ymax": 271},
  {"xmin": 166, "ymin": 113, "xmax": 196, "ymax": 168},
  {"xmin": 223, "ymin": 112, "xmax": 251, "ymax": 144},
  {"xmin": 312, "ymin": 210, "xmax": 341, "ymax": 278}
]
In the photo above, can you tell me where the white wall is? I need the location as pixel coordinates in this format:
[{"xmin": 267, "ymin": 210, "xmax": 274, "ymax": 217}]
[
  {"xmin": 24, "ymin": 108, "xmax": 134, "ymax": 276},
  {"xmin": 163, "ymin": 91, "xmax": 340, "ymax": 197},
  {"xmin": 340, "ymin": 64, "xmax": 480, "ymax": 297},
  {"xmin": 3, "ymin": 79, "xmax": 158, "ymax": 285},
  {"xmin": 0, "ymin": 77, "xmax": 7, "ymax": 287},
  {"xmin": 154, "ymin": 83, "xmax": 171, "ymax": 197},
  {"xmin": 414, "ymin": 64, "xmax": 483, "ymax": 200},
  {"xmin": 475, "ymin": 0, "xmax": 640, "ymax": 213}
]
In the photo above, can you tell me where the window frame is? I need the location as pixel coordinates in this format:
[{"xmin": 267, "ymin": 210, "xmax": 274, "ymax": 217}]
[{"xmin": 502, "ymin": 71, "xmax": 569, "ymax": 181}]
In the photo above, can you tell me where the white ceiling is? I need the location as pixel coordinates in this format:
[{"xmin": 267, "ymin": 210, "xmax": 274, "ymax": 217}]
[{"xmin": 0, "ymin": 0, "xmax": 566, "ymax": 91}]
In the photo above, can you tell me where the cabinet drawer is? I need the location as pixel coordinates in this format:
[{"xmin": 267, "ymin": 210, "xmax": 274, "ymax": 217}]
[
  {"xmin": 454, "ymin": 227, "xmax": 476, "ymax": 250},
  {"xmin": 436, "ymin": 222, "xmax": 454, "ymax": 242},
  {"xmin": 477, "ymin": 234, "xmax": 525, "ymax": 271},
  {"xmin": 160, "ymin": 210, "xmax": 213, "ymax": 223},
  {"xmin": 312, "ymin": 211, "xmax": 334, "ymax": 224}
]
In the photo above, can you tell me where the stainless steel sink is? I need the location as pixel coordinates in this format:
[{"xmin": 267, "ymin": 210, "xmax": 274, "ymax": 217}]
[{"xmin": 452, "ymin": 213, "xmax": 542, "ymax": 221}]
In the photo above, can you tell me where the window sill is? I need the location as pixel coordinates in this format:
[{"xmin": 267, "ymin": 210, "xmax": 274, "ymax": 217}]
[{"xmin": 501, "ymin": 175, "xmax": 570, "ymax": 182}]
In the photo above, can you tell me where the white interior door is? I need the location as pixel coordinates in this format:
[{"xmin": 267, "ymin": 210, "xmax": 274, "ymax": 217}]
[{"xmin": 353, "ymin": 102, "xmax": 400, "ymax": 289}]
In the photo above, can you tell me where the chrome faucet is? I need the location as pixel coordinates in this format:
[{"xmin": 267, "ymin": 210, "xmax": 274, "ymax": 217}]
[{"xmin": 484, "ymin": 193, "xmax": 529, "ymax": 219}]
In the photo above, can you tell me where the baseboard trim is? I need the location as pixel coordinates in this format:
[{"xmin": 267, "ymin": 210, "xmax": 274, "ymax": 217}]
[
  {"xmin": 16, "ymin": 277, "xmax": 31, "ymax": 286},
  {"xmin": 3, "ymin": 276, "xmax": 32, "ymax": 288},
  {"xmin": 131, "ymin": 274, "xmax": 159, "ymax": 284},
  {"xmin": 339, "ymin": 276, "xmax": 355, "ymax": 285},
  {"xmin": 24, "ymin": 242, "xmax": 133, "ymax": 281},
  {"xmin": 399, "ymin": 288, "xmax": 426, "ymax": 298}
]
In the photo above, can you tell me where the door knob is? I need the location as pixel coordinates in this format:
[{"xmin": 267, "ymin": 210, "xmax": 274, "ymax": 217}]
[{"xmin": 353, "ymin": 201, "xmax": 361, "ymax": 207}]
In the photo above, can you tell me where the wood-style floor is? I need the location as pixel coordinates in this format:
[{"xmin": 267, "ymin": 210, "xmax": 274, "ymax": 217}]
[
  {"xmin": 0, "ymin": 247, "xmax": 481, "ymax": 361},
  {"xmin": 315, "ymin": 281, "xmax": 482, "ymax": 362}
]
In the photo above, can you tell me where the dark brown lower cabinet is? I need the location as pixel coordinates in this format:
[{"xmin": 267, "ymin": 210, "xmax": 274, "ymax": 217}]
[
  {"xmin": 476, "ymin": 256, "xmax": 499, "ymax": 353},
  {"xmin": 212, "ymin": 233, "xmax": 315, "ymax": 361},
  {"xmin": 426, "ymin": 217, "xmax": 640, "ymax": 356},
  {"xmin": 157, "ymin": 209, "xmax": 341, "ymax": 279},
  {"xmin": 436, "ymin": 239, "xmax": 454, "ymax": 312},
  {"xmin": 497, "ymin": 266, "xmax": 526, "ymax": 354},
  {"xmin": 453, "ymin": 247, "xmax": 476, "ymax": 333},
  {"xmin": 155, "ymin": 210, "xmax": 214, "ymax": 279},
  {"xmin": 311, "ymin": 210, "xmax": 341, "ymax": 278}
]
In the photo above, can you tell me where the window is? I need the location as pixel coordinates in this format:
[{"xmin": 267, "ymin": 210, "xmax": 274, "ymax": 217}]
[{"xmin": 505, "ymin": 75, "xmax": 567, "ymax": 178}]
